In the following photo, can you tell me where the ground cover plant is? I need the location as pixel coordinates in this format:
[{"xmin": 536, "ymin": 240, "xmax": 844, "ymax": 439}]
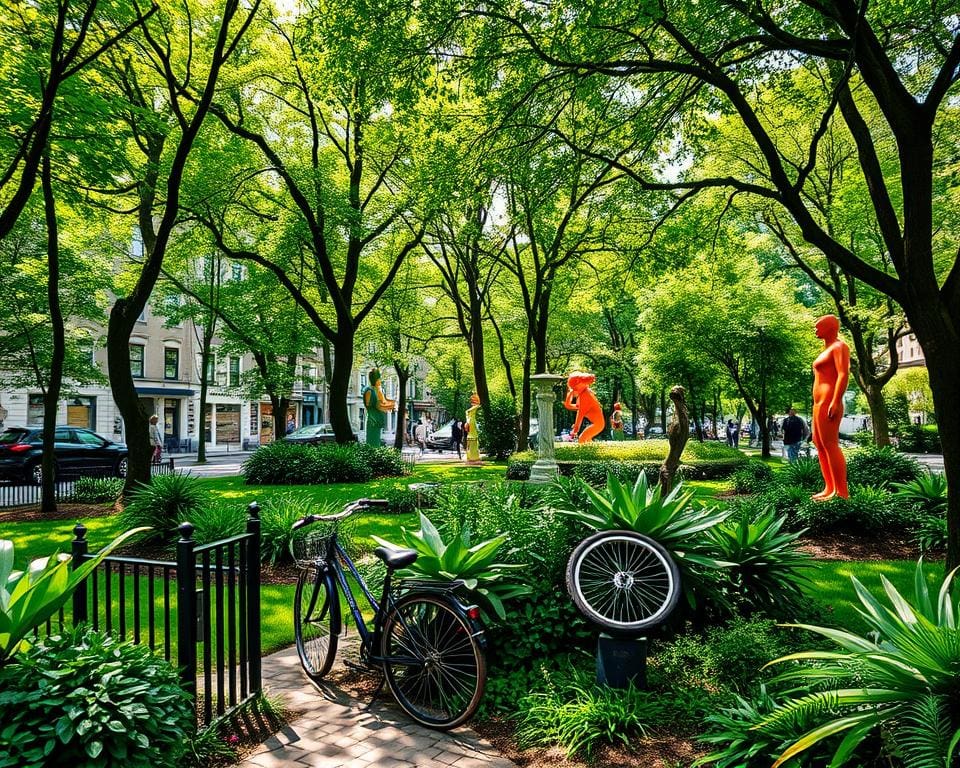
[
  {"xmin": 507, "ymin": 439, "xmax": 747, "ymax": 482},
  {"xmin": 242, "ymin": 442, "xmax": 406, "ymax": 485}
]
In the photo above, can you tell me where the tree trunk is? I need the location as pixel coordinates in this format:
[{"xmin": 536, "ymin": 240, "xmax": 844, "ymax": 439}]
[
  {"xmin": 393, "ymin": 363, "xmax": 410, "ymax": 450},
  {"xmin": 196, "ymin": 327, "xmax": 213, "ymax": 463},
  {"xmin": 271, "ymin": 394, "xmax": 290, "ymax": 442},
  {"xmin": 329, "ymin": 335, "xmax": 356, "ymax": 443},
  {"xmin": 40, "ymin": 156, "xmax": 63, "ymax": 513},
  {"xmin": 862, "ymin": 380, "xmax": 891, "ymax": 448},
  {"xmin": 468, "ymin": 294, "xmax": 491, "ymax": 415},
  {"xmin": 518, "ymin": 344, "xmax": 533, "ymax": 452},
  {"xmin": 660, "ymin": 388, "xmax": 667, "ymax": 432},
  {"xmin": 913, "ymin": 321, "xmax": 960, "ymax": 572}
]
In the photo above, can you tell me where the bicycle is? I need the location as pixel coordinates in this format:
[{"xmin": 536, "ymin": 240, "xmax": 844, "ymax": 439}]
[
  {"xmin": 565, "ymin": 530, "xmax": 681, "ymax": 635},
  {"xmin": 291, "ymin": 498, "xmax": 487, "ymax": 729}
]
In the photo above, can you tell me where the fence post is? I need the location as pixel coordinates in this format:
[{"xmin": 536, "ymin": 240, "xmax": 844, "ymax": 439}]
[
  {"xmin": 176, "ymin": 522, "xmax": 197, "ymax": 699},
  {"xmin": 71, "ymin": 523, "xmax": 89, "ymax": 626},
  {"xmin": 245, "ymin": 502, "xmax": 261, "ymax": 692}
]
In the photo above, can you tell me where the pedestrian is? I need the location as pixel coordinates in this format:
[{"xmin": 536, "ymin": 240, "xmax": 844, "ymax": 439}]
[
  {"xmin": 610, "ymin": 402, "xmax": 625, "ymax": 441},
  {"xmin": 286, "ymin": 416, "xmax": 295, "ymax": 435},
  {"xmin": 749, "ymin": 419, "xmax": 758, "ymax": 447},
  {"xmin": 149, "ymin": 414, "xmax": 164, "ymax": 462},
  {"xmin": 782, "ymin": 407, "xmax": 808, "ymax": 463},
  {"xmin": 725, "ymin": 419, "xmax": 739, "ymax": 448},
  {"xmin": 415, "ymin": 419, "xmax": 427, "ymax": 454},
  {"xmin": 424, "ymin": 415, "xmax": 434, "ymax": 441},
  {"xmin": 451, "ymin": 419, "xmax": 463, "ymax": 458}
]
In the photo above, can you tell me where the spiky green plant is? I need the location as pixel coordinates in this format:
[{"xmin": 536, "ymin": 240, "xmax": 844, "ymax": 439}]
[
  {"xmin": 702, "ymin": 508, "xmax": 812, "ymax": 616},
  {"xmin": 892, "ymin": 472, "xmax": 948, "ymax": 513},
  {"xmin": 761, "ymin": 560, "xmax": 960, "ymax": 768},
  {"xmin": 372, "ymin": 513, "xmax": 532, "ymax": 620}
]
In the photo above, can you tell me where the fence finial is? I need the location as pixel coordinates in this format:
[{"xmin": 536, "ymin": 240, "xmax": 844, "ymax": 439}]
[
  {"xmin": 178, "ymin": 521, "xmax": 194, "ymax": 541},
  {"xmin": 73, "ymin": 522, "xmax": 88, "ymax": 541},
  {"xmin": 247, "ymin": 501, "xmax": 260, "ymax": 518}
]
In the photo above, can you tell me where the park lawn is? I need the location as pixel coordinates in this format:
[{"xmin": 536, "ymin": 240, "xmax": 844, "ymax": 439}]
[{"xmin": 800, "ymin": 558, "xmax": 943, "ymax": 632}]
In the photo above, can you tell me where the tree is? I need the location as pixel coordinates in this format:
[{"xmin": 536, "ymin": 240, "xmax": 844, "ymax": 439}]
[
  {"xmin": 642, "ymin": 257, "xmax": 815, "ymax": 458},
  {"xmin": 195, "ymin": 0, "xmax": 434, "ymax": 443},
  {"xmin": 469, "ymin": 0, "xmax": 960, "ymax": 569}
]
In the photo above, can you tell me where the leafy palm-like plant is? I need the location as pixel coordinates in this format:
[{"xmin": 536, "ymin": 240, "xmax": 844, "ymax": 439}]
[
  {"xmin": 892, "ymin": 471, "xmax": 948, "ymax": 513},
  {"xmin": 702, "ymin": 508, "xmax": 812, "ymax": 616},
  {"xmin": 761, "ymin": 560, "xmax": 960, "ymax": 768},
  {"xmin": 372, "ymin": 513, "xmax": 532, "ymax": 620},
  {"xmin": 0, "ymin": 529, "xmax": 147, "ymax": 664}
]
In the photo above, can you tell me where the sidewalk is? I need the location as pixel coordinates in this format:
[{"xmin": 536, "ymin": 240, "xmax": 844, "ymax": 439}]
[{"xmin": 240, "ymin": 645, "xmax": 515, "ymax": 768}]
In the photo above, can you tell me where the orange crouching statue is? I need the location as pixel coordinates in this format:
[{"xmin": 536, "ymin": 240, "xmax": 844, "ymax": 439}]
[
  {"xmin": 811, "ymin": 314, "xmax": 850, "ymax": 500},
  {"xmin": 563, "ymin": 371, "xmax": 605, "ymax": 444}
]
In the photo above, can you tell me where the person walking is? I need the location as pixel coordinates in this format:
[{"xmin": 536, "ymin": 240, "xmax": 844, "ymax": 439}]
[
  {"xmin": 415, "ymin": 419, "xmax": 428, "ymax": 454},
  {"xmin": 451, "ymin": 419, "xmax": 463, "ymax": 458},
  {"xmin": 725, "ymin": 419, "xmax": 739, "ymax": 448},
  {"xmin": 782, "ymin": 407, "xmax": 808, "ymax": 463},
  {"xmin": 149, "ymin": 415, "xmax": 164, "ymax": 463}
]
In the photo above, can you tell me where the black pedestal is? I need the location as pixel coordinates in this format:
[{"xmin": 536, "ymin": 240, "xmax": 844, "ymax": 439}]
[{"xmin": 596, "ymin": 633, "xmax": 647, "ymax": 689}]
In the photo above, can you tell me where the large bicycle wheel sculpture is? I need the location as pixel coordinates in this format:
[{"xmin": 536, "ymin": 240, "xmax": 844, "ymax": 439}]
[{"xmin": 566, "ymin": 530, "xmax": 680, "ymax": 635}]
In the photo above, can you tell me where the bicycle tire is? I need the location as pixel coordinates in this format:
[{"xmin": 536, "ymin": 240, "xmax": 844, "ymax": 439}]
[
  {"xmin": 380, "ymin": 593, "xmax": 486, "ymax": 730},
  {"xmin": 566, "ymin": 530, "xmax": 680, "ymax": 635},
  {"xmin": 294, "ymin": 566, "xmax": 340, "ymax": 681}
]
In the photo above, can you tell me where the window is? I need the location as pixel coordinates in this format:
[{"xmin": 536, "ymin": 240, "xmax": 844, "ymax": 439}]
[
  {"xmin": 303, "ymin": 365, "xmax": 315, "ymax": 389},
  {"xmin": 27, "ymin": 394, "xmax": 44, "ymax": 426},
  {"xmin": 164, "ymin": 348, "xmax": 179, "ymax": 380},
  {"xmin": 205, "ymin": 355, "xmax": 217, "ymax": 384},
  {"xmin": 130, "ymin": 344, "xmax": 145, "ymax": 378},
  {"xmin": 231, "ymin": 263, "xmax": 243, "ymax": 281},
  {"xmin": 229, "ymin": 356, "xmax": 240, "ymax": 387}
]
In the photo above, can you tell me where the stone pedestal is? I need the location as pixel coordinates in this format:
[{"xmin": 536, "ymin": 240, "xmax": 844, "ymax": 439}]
[
  {"xmin": 596, "ymin": 634, "xmax": 647, "ymax": 689},
  {"xmin": 528, "ymin": 372, "xmax": 565, "ymax": 483}
]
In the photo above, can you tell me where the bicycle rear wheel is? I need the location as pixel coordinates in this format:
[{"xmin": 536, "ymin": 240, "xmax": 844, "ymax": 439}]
[
  {"xmin": 380, "ymin": 593, "xmax": 485, "ymax": 729},
  {"xmin": 566, "ymin": 530, "xmax": 680, "ymax": 634},
  {"xmin": 294, "ymin": 566, "xmax": 339, "ymax": 681}
]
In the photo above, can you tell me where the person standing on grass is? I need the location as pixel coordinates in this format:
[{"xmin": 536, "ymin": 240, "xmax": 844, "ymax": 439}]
[
  {"xmin": 782, "ymin": 407, "xmax": 808, "ymax": 463},
  {"xmin": 149, "ymin": 415, "xmax": 164, "ymax": 462},
  {"xmin": 726, "ymin": 419, "xmax": 739, "ymax": 447}
]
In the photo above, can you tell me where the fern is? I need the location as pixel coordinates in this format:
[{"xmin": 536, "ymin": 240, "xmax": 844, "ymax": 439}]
[{"xmin": 896, "ymin": 694, "xmax": 955, "ymax": 768}]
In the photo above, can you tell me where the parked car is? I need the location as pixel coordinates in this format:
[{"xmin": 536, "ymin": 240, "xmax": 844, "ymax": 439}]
[
  {"xmin": 645, "ymin": 425, "xmax": 665, "ymax": 438},
  {"xmin": 282, "ymin": 423, "xmax": 339, "ymax": 444},
  {"xmin": 426, "ymin": 420, "xmax": 458, "ymax": 451},
  {"xmin": 0, "ymin": 426, "xmax": 128, "ymax": 485}
]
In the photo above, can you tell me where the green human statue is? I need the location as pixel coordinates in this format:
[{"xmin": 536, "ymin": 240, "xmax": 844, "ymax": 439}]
[{"xmin": 362, "ymin": 368, "xmax": 395, "ymax": 446}]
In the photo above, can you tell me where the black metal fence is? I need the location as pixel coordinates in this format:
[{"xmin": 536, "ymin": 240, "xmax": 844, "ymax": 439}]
[
  {"xmin": 0, "ymin": 459, "xmax": 174, "ymax": 509},
  {"xmin": 69, "ymin": 502, "xmax": 262, "ymax": 726}
]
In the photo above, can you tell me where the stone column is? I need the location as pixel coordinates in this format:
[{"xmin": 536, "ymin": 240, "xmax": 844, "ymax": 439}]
[{"xmin": 529, "ymin": 372, "xmax": 565, "ymax": 483}]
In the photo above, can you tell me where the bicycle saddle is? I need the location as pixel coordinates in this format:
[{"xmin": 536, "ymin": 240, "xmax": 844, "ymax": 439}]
[{"xmin": 374, "ymin": 546, "xmax": 418, "ymax": 570}]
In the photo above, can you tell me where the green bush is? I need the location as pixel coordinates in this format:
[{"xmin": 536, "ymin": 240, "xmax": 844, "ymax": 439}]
[
  {"xmin": 0, "ymin": 628, "xmax": 193, "ymax": 768},
  {"xmin": 515, "ymin": 664, "xmax": 672, "ymax": 759},
  {"xmin": 242, "ymin": 441, "xmax": 407, "ymax": 485},
  {"xmin": 892, "ymin": 472, "xmax": 948, "ymax": 514},
  {"xmin": 507, "ymin": 456, "xmax": 745, "ymax": 482},
  {"xmin": 755, "ymin": 484, "xmax": 810, "ymax": 521},
  {"xmin": 894, "ymin": 423, "xmax": 941, "ymax": 453},
  {"xmin": 477, "ymin": 393, "xmax": 518, "ymax": 459},
  {"xmin": 731, "ymin": 460, "xmax": 775, "ymax": 494},
  {"xmin": 793, "ymin": 486, "xmax": 908, "ymax": 535},
  {"xmin": 702, "ymin": 508, "xmax": 811, "ymax": 618},
  {"xmin": 914, "ymin": 514, "xmax": 948, "ymax": 553},
  {"xmin": 654, "ymin": 618, "xmax": 798, "ymax": 695},
  {"xmin": 850, "ymin": 429, "xmax": 876, "ymax": 447},
  {"xmin": 258, "ymin": 492, "xmax": 338, "ymax": 566},
  {"xmin": 354, "ymin": 443, "xmax": 406, "ymax": 477},
  {"xmin": 777, "ymin": 457, "xmax": 822, "ymax": 491},
  {"xmin": 845, "ymin": 444, "xmax": 922, "ymax": 488},
  {"xmin": 190, "ymin": 503, "xmax": 246, "ymax": 546},
  {"xmin": 242, "ymin": 441, "xmax": 322, "ymax": 484},
  {"xmin": 70, "ymin": 476, "xmax": 123, "ymax": 503},
  {"xmin": 381, "ymin": 486, "xmax": 418, "ymax": 514},
  {"xmin": 119, "ymin": 472, "xmax": 206, "ymax": 542}
]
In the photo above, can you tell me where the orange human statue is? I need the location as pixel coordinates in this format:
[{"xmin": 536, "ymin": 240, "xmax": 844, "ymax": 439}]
[
  {"xmin": 563, "ymin": 371, "xmax": 605, "ymax": 444},
  {"xmin": 811, "ymin": 315, "xmax": 850, "ymax": 500}
]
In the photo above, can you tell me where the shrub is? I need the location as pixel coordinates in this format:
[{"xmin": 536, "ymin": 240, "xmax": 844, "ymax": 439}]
[
  {"xmin": 258, "ymin": 492, "xmax": 338, "ymax": 566},
  {"xmin": 190, "ymin": 503, "xmax": 246, "ymax": 546},
  {"xmin": 850, "ymin": 429, "xmax": 876, "ymax": 447},
  {"xmin": 914, "ymin": 514, "xmax": 948, "ymax": 553},
  {"xmin": 243, "ymin": 441, "xmax": 399, "ymax": 485},
  {"xmin": 354, "ymin": 443, "xmax": 406, "ymax": 478},
  {"xmin": 0, "ymin": 628, "xmax": 193, "ymax": 768},
  {"xmin": 702, "ymin": 508, "xmax": 811, "ymax": 618},
  {"xmin": 515, "ymin": 664, "xmax": 669, "ymax": 759},
  {"xmin": 845, "ymin": 444, "xmax": 922, "ymax": 488},
  {"xmin": 119, "ymin": 472, "xmax": 206, "ymax": 542},
  {"xmin": 312, "ymin": 444, "xmax": 372, "ymax": 483},
  {"xmin": 758, "ymin": 561, "xmax": 960, "ymax": 768},
  {"xmin": 372, "ymin": 512, "xmax": 532, "ymax": 620},
  {"xmin": 793, "ymin": 486, "xmax": 907, "ymax": 535},
  {"xmin": 731, "ymin": 460, "xmax": 775, "ymax": 494},
  {"xmin": 654, "ymin": 618, "xmax": 798, "ymax": 695},
  {"xmin": 477, "ymin": 393, "xmax": 518, "ymax": 459},
  {"xmin": 242, "ymin": 441, "xmax": 322, "ymax": 485},
  {"xmin": 756, "ymin": 483, "xmax": 810, "ymax": 521},
  {"xmin": 70, "ymin": 476, "xmax": 123, "ymax": 503},
  {"xmin": 777, "ymin": 457, "xmax": 822, "ymax": 491},
  {"xmin": 894, "ymin": 423, "xmax": 941, "ymax": 453},
  {"xmin": 892, "ymin": 472, "xmax": 948, "ymax": 514},
  {"xmin": 381, "ymin": 486, "xmax": 418, "ymax": 514}
]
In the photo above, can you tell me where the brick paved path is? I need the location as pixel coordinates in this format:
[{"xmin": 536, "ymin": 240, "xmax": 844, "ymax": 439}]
[{"xmin": 239, "ymin": 645, "xmax": 516, "ymax": 768}]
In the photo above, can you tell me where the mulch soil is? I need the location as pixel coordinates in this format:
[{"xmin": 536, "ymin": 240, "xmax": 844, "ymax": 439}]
[{"xmin": 0, "ymin": 502, "xmax": 120, "ymax": 523}]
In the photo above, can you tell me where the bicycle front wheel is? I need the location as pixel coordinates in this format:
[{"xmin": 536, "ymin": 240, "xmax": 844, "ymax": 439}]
[
  {"xmin": 566, "ymin": 530, "xmax": 680, "ymax": 634},
  {"xmin": 294, "ymin": 566, "xmax": 340, "ymax": 681},
  {"xmin": 380, "ymin": 593, "xmax": 486, "ymax": 730}
]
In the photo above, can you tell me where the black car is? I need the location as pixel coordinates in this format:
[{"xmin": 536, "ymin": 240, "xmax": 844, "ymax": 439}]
[{"xmin": 0, "ymin": 426, "xmax": 128, "ymax": 485}]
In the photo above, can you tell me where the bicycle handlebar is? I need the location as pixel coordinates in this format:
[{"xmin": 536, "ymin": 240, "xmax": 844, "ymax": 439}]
[{"xmin": 291, "ymin": 498, "xmax": 389, "ymax": 531}]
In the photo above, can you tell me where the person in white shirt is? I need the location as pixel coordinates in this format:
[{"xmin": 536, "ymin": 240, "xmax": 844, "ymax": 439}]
[{"xmin": 149, "ymin": 415, "xmax": 164, "ymax": 462}]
